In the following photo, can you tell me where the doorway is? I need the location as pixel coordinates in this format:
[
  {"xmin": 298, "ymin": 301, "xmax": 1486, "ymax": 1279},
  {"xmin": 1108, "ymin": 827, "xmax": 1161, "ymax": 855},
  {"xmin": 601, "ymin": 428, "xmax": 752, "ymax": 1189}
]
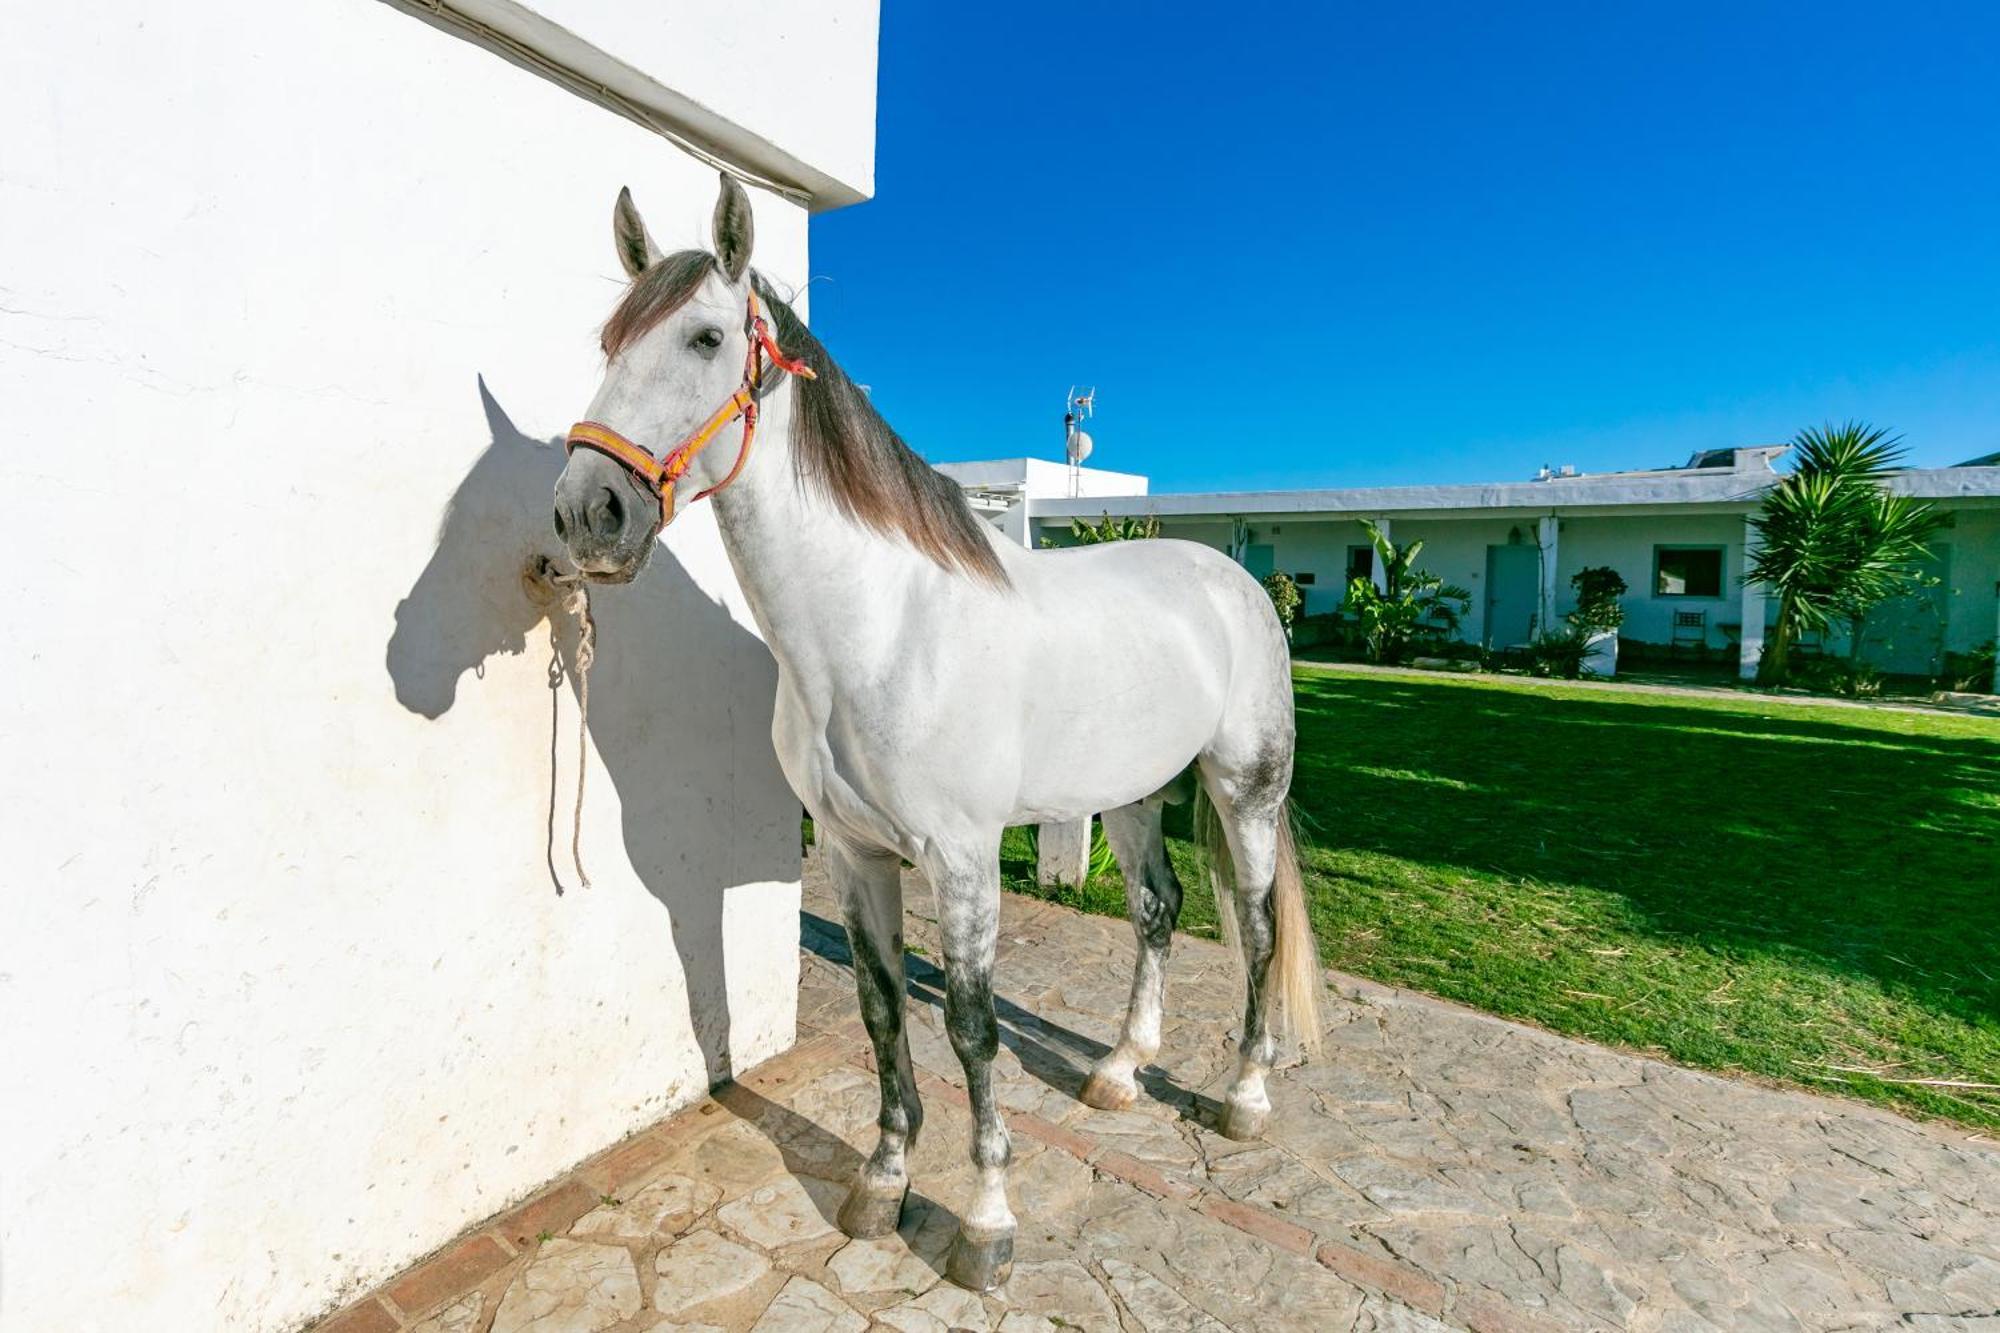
[{"xmin": 1484, "ymin": 544, "xmax": 1539, "ymax": 647}]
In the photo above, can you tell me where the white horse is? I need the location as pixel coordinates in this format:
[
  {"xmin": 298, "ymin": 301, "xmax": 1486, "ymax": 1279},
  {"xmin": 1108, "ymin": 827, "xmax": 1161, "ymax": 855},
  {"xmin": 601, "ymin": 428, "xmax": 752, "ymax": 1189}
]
[{"xmin": 552, "ymin": 175, "xmax": 1323, "ymax": 1291}]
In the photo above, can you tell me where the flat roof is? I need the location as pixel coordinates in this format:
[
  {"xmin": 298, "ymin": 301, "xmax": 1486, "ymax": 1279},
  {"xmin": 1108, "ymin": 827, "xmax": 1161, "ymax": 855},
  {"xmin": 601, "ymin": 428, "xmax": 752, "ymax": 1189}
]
[{"xmin": 1026, "ymin": 465, "xmax": 2000, "ymax": 521}]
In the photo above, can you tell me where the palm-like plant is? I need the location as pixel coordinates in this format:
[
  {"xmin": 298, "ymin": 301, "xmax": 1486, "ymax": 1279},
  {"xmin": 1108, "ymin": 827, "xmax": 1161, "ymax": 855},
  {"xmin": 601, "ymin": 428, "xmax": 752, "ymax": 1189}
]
[{"xmin": 1748, "ymin": 423, "xmax": 1941, "ymax": 684}]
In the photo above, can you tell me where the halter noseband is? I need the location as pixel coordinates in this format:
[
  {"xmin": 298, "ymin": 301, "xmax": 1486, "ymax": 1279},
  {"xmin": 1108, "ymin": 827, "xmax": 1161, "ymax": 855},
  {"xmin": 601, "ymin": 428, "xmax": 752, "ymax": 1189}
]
[{"xmin": 565, "ymin": 288, "xmax": 815, "ymax": 524}]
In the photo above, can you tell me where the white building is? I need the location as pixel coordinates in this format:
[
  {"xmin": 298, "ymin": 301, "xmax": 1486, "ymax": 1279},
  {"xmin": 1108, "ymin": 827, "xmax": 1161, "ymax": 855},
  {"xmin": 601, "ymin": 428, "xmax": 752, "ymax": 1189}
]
[
  {"xmin": 961, "ymin": 448, "xmax": 2000, "ymax": 681},
  {"xmin": 0, "ymin": 4, "xmax": 876, "ymax": 1330}
]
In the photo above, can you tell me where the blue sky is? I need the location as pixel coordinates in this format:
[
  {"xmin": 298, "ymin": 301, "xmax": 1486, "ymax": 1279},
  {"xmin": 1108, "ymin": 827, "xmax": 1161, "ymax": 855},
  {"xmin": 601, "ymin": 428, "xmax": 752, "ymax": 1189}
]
[{"xmin": 808, "ymin": 3, "xmax": 2000, "ymax": 492}]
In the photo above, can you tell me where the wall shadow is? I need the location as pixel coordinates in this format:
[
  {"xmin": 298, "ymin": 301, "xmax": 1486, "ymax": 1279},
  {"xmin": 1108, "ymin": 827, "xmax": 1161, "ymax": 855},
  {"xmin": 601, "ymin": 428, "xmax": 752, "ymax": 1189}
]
[
  {"xmin": 1289, "ymin": 672, "xmax": 2000, "ymax": 1022},
  {"xmin": 386, "ymin": 377, "xmax": 798, "ymax": 1086}
]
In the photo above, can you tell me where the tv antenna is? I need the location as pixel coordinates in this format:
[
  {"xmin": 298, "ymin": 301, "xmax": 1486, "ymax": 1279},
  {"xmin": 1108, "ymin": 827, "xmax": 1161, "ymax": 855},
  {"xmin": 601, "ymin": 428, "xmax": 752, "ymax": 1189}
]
[{"xmin": 1064, "ymin": 386, "xmax": 1096, "ymax": 497}]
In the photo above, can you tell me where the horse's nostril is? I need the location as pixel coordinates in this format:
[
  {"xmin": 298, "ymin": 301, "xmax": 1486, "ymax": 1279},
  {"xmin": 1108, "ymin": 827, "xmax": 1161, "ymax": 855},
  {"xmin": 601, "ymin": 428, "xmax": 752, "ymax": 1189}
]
[
  {"xmin": 551, "ymin": 505, "xmax": 568, "ymax": 541},
  {"xmin": 589, "ymin": 487, "xmax": 625, "ymax": 541}
]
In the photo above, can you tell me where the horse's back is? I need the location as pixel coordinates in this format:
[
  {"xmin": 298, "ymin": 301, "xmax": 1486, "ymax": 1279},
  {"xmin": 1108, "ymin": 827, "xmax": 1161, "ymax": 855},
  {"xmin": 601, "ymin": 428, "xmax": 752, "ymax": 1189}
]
[{"xmin": 1001, "ymin": 537, "xmax": 1292, "ymax": 818}]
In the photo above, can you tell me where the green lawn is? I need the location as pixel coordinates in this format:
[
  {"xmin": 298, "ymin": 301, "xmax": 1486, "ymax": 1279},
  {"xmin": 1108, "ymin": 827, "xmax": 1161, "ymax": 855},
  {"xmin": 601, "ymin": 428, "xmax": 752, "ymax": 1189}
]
[{"xmin": 1001, "ymin": 666, "xmax": 2000, "ymax": 1130}]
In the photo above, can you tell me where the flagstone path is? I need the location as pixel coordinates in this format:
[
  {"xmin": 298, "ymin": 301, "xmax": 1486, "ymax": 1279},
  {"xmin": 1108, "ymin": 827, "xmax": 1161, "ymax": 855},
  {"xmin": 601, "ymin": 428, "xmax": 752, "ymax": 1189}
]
[{"xmin": 318, "ymin": 851, "xmax": 2000, "ymax": 1333}]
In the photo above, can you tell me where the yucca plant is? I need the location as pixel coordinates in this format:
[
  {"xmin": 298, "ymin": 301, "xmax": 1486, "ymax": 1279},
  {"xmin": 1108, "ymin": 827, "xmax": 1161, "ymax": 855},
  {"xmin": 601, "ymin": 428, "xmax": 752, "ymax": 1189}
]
[{"xmin": 1748, "ymin": 423, "xmax": 1941, "ymax": 684}]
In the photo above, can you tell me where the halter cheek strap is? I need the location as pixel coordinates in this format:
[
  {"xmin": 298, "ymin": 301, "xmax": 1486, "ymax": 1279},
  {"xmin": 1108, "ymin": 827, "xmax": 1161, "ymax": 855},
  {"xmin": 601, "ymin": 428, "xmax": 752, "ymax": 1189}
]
[{"xmin": 564, "ymin": 289, "xmax": 814, "ymax": 524}]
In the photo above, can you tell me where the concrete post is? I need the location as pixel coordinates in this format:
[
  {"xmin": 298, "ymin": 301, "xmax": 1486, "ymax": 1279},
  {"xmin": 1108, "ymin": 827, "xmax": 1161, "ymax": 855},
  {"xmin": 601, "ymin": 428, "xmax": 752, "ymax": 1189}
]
[
  {"xmin": 1037, "ymin": 818, "xmax": 1092, "ymax": 888},
  {"xmin": 1537, "ymin": 515, "xmax": 1560, "ymax": 638},
  {"xmin": 1740, "ymin": 515, "xmax": 1768, "ymax": 680},
  {"xmin": 1370, "ymin": 516, "xmax": 1391, "ymax": 592}
]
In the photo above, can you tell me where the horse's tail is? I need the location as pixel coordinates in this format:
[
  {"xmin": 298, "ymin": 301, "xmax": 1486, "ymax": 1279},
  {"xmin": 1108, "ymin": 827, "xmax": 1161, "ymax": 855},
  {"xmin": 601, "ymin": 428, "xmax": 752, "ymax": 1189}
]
[
  {"xmin": 1271, "ymin": 802, "xmax": 1324, "ymax": 1058},
  {"xmin": 1195, "ymin": 789, "xmax": 1324, "ymax": 1059}
]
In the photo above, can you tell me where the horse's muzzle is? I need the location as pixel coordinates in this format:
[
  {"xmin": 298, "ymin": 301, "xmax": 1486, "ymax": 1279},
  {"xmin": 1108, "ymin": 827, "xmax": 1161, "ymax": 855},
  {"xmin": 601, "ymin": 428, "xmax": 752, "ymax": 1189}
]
[{"xmin": 553, "ymin": 463, "xmax": 655, "ymax": 583}]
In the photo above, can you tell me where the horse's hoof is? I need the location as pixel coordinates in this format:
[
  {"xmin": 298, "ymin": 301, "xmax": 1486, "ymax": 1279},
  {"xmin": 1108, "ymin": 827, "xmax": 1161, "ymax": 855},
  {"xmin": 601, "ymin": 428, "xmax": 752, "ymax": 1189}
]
[
  {"xmin": 945, "ymin": 1226, "xmax": 1014, "ymax": 1292},
  {"xmin": 1218, "ymin": 1100, "xmax": 1269, "ymax": 1141},
  {"xmin": 836, "ymin": 1182, "xmax": 907, "ymax": 1239},
  {"xmin": 1078, "ymin": 1069, "xmax": 1137, "ymax": 1111}
]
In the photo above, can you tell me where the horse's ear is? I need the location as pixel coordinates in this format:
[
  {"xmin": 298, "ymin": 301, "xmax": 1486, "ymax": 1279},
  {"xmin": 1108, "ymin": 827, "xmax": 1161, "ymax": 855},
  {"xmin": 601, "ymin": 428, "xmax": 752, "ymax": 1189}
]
[
  {"xmin": 612, "ymin": 186, "xmax": 659, "ymax": 279},
  {"xmin": 713, "ymin": 173, "xmax": 754, "ymax": 283}
]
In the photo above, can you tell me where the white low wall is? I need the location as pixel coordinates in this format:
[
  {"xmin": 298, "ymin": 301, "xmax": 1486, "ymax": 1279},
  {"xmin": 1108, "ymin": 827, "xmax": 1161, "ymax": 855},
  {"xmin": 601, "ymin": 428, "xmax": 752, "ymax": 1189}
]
[{"xmin": 0, "ymin": 4, "xmax": 836, "ymax": 1329}]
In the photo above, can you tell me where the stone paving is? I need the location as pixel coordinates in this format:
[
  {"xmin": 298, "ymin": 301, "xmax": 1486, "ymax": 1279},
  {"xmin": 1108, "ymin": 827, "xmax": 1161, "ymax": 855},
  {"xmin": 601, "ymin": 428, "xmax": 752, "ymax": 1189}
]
[{"xmin": 319, "ymin": 851, "xmax": 2000, "ymax": 1333}]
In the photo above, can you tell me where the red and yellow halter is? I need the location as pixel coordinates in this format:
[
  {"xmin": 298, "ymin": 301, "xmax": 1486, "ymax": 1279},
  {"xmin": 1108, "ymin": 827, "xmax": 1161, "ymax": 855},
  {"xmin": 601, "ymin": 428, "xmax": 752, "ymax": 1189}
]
[{"xmin": 565, "ymin": 288, "xmax": 815, "ymax": 523}]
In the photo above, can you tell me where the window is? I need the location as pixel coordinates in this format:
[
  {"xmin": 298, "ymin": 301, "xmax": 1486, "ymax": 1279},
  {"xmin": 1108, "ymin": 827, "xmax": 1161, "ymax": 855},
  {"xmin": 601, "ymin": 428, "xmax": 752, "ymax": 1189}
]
[
  {"xmin": 1654, "ymin": 546, "xmax": 1724, "ymax": 597},
  {"xmin": 1294, "ymin": 571, "xmax": 1316, "ymax": 586},
  {"xmin": 1345, "ymin": 546, "xmax": 1374, "ymax": 583}
]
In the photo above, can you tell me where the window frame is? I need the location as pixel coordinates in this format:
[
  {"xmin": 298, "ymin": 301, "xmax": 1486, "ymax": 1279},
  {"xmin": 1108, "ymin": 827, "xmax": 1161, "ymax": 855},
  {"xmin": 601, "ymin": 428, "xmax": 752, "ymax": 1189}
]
[{"xmin": 1652, "ymin": 544, "xmax": 1727, "ymax": 599}]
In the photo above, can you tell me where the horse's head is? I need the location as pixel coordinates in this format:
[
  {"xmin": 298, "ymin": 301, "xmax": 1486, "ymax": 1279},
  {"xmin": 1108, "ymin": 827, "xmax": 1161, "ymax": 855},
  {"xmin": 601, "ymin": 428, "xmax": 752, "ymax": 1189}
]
[{"xmin": 553, "ymin": 175, "xmax": 771, "ymax": 584}]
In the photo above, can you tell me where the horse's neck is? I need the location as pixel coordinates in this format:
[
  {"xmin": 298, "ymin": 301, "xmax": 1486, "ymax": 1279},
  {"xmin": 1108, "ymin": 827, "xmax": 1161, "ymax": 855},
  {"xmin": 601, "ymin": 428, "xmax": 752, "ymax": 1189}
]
[{"xmin": 707, "ymin": 390, "xmax": 917, "ymax": 686}]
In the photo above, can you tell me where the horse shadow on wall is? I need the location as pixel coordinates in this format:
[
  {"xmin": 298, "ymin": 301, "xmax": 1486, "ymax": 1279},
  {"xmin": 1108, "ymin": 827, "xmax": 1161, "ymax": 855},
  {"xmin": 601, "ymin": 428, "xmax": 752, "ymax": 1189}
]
[{"xmin": 385, "ymin": 377, "xmax": 797, "ymax": 1086}]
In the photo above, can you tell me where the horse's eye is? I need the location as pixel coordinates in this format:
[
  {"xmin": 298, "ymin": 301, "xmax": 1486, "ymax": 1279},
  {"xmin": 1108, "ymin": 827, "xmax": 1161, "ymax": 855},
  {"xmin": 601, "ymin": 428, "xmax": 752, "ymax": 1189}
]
[{"xmin": 691, "ymin": 327, "xmax": 725, "ymax": 353}]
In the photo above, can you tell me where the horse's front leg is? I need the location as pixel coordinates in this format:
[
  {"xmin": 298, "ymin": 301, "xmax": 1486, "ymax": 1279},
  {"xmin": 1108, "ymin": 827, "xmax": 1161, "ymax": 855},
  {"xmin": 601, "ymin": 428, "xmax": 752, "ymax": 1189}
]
[
  {"xmin": 925, "ymin": 844, "xmax": 1015, "ymax": 1291},
  {"xmin": 827, "ymin": 836, "xmax": 922, "ymax": 1239}
]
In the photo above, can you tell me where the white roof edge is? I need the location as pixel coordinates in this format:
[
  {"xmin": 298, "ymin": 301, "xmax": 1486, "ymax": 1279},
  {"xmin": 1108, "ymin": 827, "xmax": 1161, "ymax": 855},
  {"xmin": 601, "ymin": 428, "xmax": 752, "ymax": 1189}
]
[
  {"xmin": 1885, "ymin": 466, "xmax": 2000, "ymax": 498},
  {"xmin": 394, "ymin": 0, "xmax": 872, "ymax": 211},
  {"xmin": 1027, "ymin": 465, "xmax": 2000, "ymax": 519}
]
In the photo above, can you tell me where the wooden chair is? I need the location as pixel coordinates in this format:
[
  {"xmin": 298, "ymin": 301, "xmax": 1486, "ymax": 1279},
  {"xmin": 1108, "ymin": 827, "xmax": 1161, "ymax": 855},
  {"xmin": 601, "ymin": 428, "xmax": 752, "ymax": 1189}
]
[{"xmin": 1669, "ymin": 610, "xmax": 1708, "ymax": 659}]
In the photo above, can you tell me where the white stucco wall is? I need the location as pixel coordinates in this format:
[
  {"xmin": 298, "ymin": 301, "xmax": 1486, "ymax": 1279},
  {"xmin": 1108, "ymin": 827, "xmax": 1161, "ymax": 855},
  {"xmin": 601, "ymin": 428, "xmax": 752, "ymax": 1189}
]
[
  {"xmin": 1555, "ymin": 513, "xmax": 1749, "ymax": 649},
  {"xmin": 0, "ymin": 4, "xmax": 853, "ymax": 1330},
  {"xmin": 436, "ymin": 0, "xmax": 879, "ymax": 206},
  {"xmin": 1938, "ymin": 509, "xmax": 2000, "ymax": 656}
]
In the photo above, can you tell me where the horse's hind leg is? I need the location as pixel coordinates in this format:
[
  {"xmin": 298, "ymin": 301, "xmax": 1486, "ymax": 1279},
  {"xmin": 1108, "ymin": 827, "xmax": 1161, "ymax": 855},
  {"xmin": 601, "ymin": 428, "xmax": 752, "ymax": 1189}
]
[
  {"xmin": 1192, "ymin": 748, "xmax": 1304, "ymax": 1144},
  {"xmin": 1080, "ymin": 800, "xmax": 1184, "ymax": 1111},
  {"xmin": 919, "ymin": 838, "xmax": 1015, "ymax": 1291},
  {"xmin": 827, "ymin": 836, "xmax": 922, "ymax": 1239}
]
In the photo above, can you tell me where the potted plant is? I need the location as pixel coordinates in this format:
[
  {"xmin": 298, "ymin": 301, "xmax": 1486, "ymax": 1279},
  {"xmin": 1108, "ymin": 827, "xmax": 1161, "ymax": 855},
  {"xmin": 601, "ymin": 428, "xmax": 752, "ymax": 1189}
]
[{"xmin": 1568, "ymin": 567, "xmax": 1627, "ymax": 677}]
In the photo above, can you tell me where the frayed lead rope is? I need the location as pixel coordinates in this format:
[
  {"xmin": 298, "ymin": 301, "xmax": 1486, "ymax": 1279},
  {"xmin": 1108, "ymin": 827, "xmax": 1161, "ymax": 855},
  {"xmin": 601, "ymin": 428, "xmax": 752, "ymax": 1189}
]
[
  {"xmin": 531, "ymin": 559, "xmax": 595, "ymax": 892},
  {"xmin": 559, "ymin": 577, "xmax": 595, "ymax": 890}
]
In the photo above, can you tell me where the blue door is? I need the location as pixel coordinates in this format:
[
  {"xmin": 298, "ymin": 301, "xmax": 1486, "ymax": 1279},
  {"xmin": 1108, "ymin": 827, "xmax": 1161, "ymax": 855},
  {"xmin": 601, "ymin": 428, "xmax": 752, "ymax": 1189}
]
[{"xmin": 1484, "ymin": 545, "xmax": 1539, "ymax": 647}]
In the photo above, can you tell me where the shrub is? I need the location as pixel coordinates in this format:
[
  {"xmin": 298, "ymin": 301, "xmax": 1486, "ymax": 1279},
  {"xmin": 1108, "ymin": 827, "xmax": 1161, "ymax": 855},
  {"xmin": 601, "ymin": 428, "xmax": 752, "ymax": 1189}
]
[
  {"xmin": 1794, "ymin": 658, "xmax": 1885, "ymax": 698},
  {"xmin": 1291, "ymin": 611, "xmax": 1350, "ymax": 650},
  {"xmin": 1942, "ymin": 641, "xmax": 1997, "ymax": 693},
  {"xmin": 1262, "ymin": 571, "xmax": 1302, "ymax": 631},
  {"xmin": 1569, "ymin": 566, "xmax": 1627, "ymax": 636}
]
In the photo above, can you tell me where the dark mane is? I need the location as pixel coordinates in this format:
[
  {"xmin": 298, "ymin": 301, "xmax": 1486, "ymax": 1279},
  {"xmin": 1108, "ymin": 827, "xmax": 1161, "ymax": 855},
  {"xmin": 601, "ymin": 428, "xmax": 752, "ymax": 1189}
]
[{"xmin": 601, "ymin": 251, "xmax": 1009, "ymax": 588}]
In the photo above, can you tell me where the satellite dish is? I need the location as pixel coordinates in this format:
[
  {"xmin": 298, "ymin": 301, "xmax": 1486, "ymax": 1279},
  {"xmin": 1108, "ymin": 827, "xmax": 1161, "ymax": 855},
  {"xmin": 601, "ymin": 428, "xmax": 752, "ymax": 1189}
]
[{"xmin": 1066, "ymin": 427, "xmax": 1093, "ymax": 466}]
